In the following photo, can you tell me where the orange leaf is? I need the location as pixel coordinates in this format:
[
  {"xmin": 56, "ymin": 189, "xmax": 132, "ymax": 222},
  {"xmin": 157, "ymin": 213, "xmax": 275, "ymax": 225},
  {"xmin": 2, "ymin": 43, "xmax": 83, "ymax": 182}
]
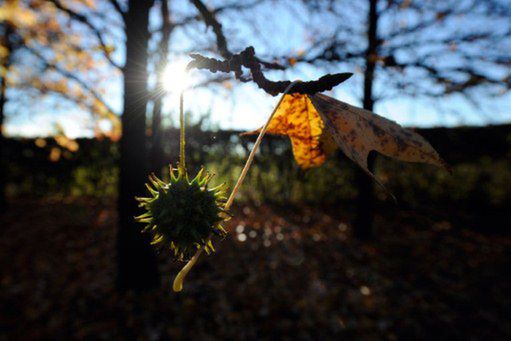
[
  {"xmin": 288, "ymin": 57, "xmax": 297, "ymax": 66},
  {"xmin": 243, "ymin": 94, "xmax": 334, "ymax": 169}
]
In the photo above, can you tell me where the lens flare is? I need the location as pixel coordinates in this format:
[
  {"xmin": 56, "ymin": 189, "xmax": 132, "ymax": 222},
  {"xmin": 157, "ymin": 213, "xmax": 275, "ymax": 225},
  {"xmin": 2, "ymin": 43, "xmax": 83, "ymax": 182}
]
[{"xmin": 161, "ymin": 60, "xmax": 190, "ymax": 93}]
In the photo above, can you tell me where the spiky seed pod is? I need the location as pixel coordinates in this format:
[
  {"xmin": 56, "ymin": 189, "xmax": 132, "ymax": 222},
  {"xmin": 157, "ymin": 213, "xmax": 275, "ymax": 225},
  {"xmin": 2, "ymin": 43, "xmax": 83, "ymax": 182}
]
[{"xmin": 136, "ymin": 166, "xmax": 229, "ymax": 262}]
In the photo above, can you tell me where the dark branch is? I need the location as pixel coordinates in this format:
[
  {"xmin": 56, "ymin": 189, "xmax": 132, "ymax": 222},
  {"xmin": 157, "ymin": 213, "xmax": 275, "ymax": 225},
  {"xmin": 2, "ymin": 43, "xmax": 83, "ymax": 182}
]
[
  {"xmin": 107, "ymin": 0, "xmax": 126, "ymax": 21},
  {"xmin": 189, "ymin": 0, "xmax": 283, "ymax": 71},
  {"xmin": 48, "ymin": 0, "xmax": 122, "ymax": 70},
  {"xmin": 151, "ymin": 1, "xmax": 263, "ymax": 35},
  {"xmin": 188, "ymin": 46, "xmax": 353, "ymax": 96},
  {"xmin": 24, "ymin": 45, "xmax": 116, "ymax": 115},
  {"xmin": 190, "ymin": 0, "xmax": 231, "ymax": 58}
]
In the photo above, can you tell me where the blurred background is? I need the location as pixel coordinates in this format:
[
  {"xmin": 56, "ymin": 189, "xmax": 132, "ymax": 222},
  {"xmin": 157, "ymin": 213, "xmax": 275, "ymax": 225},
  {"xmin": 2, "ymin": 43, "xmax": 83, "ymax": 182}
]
[{"xmin": 1, "ymin": 0, "xmax": 510, "ymax": 339}]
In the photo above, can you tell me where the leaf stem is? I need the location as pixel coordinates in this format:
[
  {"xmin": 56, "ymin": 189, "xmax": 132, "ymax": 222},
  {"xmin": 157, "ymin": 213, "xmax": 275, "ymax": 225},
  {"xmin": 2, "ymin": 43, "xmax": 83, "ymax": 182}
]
[{"xmin": 172, "ymin": 81, "xmax": 300, "ymax": 292}]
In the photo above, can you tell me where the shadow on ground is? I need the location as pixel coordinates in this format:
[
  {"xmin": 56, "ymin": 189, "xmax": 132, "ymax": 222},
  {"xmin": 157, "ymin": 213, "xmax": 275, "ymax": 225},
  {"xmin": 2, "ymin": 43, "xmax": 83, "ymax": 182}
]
[{"xmin": 1, "ymin": 199, "xmax": 510, "ymax": 339}]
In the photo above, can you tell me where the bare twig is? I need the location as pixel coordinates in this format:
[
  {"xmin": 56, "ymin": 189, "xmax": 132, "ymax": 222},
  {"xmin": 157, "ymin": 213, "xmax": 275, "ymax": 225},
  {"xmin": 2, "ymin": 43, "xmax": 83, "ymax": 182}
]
[
  {"xmin": 187, "ymin": 47, "xmax": 353, "ymax": 96},
  {"xmin": 48, "ymin": 0, "xmax": 122, "ymax": 70},
  {"xmin": 107, "ymin": 0, "xmax": 126, "ymax": 21},
  {"xmin": 24, "ymin": 45, "xmax": 116, "ymax": 115},
  {"xmin": 189, "ymin": 0, "xmax": 284, "ymax": 71},
  {"xmin": 191, "ymin": 0, "xmax": 231, "ymax": 58}
]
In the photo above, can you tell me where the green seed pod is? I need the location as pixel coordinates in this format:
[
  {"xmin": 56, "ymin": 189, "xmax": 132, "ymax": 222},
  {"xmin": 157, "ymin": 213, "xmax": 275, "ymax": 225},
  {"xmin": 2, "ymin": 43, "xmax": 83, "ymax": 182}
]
[{"xmin": 136, "ymin": 166, "xmax": 229, "ymax": 261}]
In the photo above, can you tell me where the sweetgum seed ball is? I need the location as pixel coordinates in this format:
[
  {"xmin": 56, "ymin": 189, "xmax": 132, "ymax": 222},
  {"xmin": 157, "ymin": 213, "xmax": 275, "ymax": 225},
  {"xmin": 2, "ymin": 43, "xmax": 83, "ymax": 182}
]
[{"xmin": 136, "ymin": 167, "xmax": 227, "ymax": 261}]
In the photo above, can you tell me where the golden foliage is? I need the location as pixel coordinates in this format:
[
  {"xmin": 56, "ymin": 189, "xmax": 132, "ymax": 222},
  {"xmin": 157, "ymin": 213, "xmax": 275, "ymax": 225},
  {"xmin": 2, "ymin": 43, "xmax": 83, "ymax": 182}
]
[
  {"xmin": 0, "ymin": 1, "xmax": 37, "ymax": 28},
  {"xmin": 34, "ymin": 138, "xmax": 47, "ymax": 148},
  {"xmin": 48, "ymin": 147, "xmax": 61, "ymax": 162},
  {"xmin": 244, "ymin": 94, "xmax": 334, "ymax": 169},
  {"xmin": 1, "ymin": 0, "xmax": 120, "ymax": 142},
  {"xmin": 55, "ymin": 135, "xmax": 79, "ymax": 152}
]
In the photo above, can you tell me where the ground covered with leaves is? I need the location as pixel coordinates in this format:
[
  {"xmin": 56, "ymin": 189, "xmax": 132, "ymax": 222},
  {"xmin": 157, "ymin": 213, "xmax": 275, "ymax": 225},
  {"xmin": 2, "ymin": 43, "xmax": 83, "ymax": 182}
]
[{"xmin": 1, "ymin": 199, "xmax": 510, "ymax": 339}]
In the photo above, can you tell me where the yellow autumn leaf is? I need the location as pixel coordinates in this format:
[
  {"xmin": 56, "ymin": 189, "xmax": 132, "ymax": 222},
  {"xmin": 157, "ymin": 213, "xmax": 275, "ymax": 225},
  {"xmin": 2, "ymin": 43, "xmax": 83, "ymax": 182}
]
[
  {"xmin": 0, "ymin": 1, "xmax": 37, "ymax": 28},
  {"xmin": 55, "ymin": 135, "xmax": 79, "ymax": 152},
  {"xmin": 0, "ymin": 45, "xmax": 9, "ymax": 59},
  {"xmin": 243, "ymin": 93, "xmax": 335, "ymax": 169},
  {"xmin": 35, "ymin": 138, "xmax": 47, "ymax": 148},
  {"xmin": 49, "ymin": 147, "xmax": 61, "ymax": 162}
]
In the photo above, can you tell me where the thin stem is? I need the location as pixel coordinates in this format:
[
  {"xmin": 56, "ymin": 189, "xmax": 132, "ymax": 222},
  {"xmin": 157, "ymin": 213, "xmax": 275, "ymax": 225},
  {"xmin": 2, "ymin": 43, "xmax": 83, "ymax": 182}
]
[
  {"xmin": 223, "ymin": 84, "xmax": 294, "ymax": 210},
  {"xmin": 172, "ymin": 81, "xmax": 300, "ymax": 292},
  {"xmin": 179, "ymin": 91, "xmax": 185, "ymax": 173}
]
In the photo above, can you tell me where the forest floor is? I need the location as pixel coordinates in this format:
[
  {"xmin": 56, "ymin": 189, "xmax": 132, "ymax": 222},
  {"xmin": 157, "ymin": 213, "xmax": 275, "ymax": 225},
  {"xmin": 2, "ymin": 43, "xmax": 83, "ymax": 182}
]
[{"xmin": 1, "ymin": 198, "xmax": 510, "ymax": 340}]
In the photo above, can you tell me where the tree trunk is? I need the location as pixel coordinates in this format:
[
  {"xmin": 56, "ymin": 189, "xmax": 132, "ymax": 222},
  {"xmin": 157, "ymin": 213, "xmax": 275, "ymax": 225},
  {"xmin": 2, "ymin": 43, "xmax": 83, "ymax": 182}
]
[
  {"xmin": 150, "ymin": 93, "xmax": 164, "ymax": 173},
  {"xmin": 0, "ymin": 62, "xmax": 7, "ymax": 214},
  {"xmin": 151, "ymin": 0, "xmax": 171, "ymax": 174},
  {"xmin": 353, "ymin": 0, "xmax": 379, "ymax": 240},
  {"xmin": 0, "ymin": 25, "xmax": 12, "ymax": 214},
  {"xmin": 117, "ymin": 0, "xmax": 159, "ymax": 291}
]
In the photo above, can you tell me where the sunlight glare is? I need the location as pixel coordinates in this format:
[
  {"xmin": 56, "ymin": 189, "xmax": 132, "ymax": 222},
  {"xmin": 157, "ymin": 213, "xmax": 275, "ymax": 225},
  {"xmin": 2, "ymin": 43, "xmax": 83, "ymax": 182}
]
[{"xmin": 161, "ymin": 60, "xmax": 190, "ymax": 93}]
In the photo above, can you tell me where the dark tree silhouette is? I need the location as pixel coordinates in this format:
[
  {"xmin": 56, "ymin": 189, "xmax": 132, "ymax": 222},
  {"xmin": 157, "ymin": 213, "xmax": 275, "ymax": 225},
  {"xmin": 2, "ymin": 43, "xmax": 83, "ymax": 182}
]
[
  {"xmin": 150, "ymin": 0, "xmax": 171, "ymax": 174},
  {"xmin": 117, "ymin": 0, "xmax": 160, "ymax": 291},
  {"xmin": 0, "ymin": 24, "xmax": 12, "ymax": 213},
  {"xmin": 354, "ymin": 0, "xmax": 378, "ymax": 240},
  {"xmin": 9, "ymin": 0, "xmax": 160, "ymax": 290}
]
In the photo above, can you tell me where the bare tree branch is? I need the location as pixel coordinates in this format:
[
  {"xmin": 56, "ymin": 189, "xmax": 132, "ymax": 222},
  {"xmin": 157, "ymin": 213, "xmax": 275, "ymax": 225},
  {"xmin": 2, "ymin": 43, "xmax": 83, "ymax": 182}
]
[
  {"xmin": 47, "ymin": 0, "xmax": 122, "ymax": 70},
  {"xmin": 151, "ymin": 0, "xmax": 264, "ymax": 35},
  {"xmin": 190, "ymin": 0, "xmax": 231, "ymax": 58},
  {"xmin": 23, "ymin": 45, "xmax": 116, "ymax": 115},
  {"xmin": 107, "ymin": 0, "xmax": 126, "ymax": 21},
  {"xmin": 188, "ymin": 47, "xmax": 353, "ymax": 96},
  {"xmin": 189, "ymin": 0, "xmax": 284, "ymax": 70}
]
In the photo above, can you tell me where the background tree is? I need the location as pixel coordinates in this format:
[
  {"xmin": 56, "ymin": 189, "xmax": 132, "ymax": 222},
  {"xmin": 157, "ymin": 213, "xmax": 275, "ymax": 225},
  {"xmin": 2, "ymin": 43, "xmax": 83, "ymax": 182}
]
[
  {"xmin": 291, "ymin": 0, "xmax": 511, "ymax": 238},
  {"xmin": 150, "ymin": 0, "xmax": 171, "ymax": 173},
  {"xmin": 116, "ymin": 0, "xmax": 160, "ymax": 291},
  {"xmin": 0, "ymin": 22, "xmax": 13, "ymax": 213},
  {"xmin": 0, "ymin": 0, "xmax": 153, "ymax": 289},
  {"xmin": 0, "ymin": 0, "xmax": 121, "ymax": 211}
]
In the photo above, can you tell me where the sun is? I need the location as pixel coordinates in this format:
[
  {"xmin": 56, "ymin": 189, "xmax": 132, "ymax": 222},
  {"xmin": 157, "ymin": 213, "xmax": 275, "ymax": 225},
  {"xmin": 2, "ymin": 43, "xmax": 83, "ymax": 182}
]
[{"xmin": 161, "ymin": 60, "xmax": 190, "ymax": 93}]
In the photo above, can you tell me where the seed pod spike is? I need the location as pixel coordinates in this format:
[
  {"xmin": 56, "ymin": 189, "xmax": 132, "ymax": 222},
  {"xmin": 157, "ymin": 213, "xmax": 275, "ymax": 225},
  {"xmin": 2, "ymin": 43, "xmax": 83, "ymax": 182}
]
[
  {"xmin": 145, "ymin": 183, "xmax": 158, "ymax": 196},
  {"xmin": 136, "ymin": 167, "xmax": 228, "ymax": 264}
]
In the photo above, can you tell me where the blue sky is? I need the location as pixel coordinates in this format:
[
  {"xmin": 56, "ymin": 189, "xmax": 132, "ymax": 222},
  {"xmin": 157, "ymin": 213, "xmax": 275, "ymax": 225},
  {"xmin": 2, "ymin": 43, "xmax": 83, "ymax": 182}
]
[{"xmin": 4, "ymin": 0, "xmax": 511, "ymax": 138}]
